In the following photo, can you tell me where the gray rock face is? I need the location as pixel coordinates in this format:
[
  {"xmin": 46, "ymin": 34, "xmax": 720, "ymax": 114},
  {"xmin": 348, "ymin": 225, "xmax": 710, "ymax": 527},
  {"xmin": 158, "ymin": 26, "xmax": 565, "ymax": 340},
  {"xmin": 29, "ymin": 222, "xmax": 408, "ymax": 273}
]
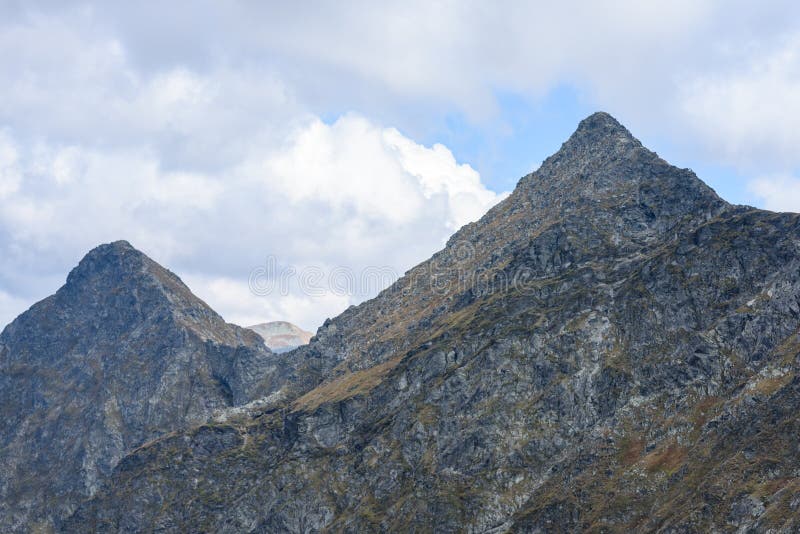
[
  {"xmin": 0, "ymin": 241, "xmax": 276, "ymax": 531},
  {"xmin": 10, "ymin": 113, "xmax": 800, "ymax": 532}
]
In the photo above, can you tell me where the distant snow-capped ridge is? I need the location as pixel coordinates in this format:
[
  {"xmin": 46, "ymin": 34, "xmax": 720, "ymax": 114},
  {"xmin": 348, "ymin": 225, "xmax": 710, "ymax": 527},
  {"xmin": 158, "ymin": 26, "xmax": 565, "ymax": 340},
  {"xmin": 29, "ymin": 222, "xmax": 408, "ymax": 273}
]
[{"xmin": 246, "ymin": 321, "xmax": 313, "ymax": 353}]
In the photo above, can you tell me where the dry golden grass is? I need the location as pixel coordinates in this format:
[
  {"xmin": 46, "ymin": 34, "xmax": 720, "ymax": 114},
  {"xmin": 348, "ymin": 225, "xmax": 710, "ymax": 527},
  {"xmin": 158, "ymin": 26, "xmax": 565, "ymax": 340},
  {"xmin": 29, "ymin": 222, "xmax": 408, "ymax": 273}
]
[
  {"xmin": 619, "ymin": 435, "xmax": 646, "ymax": 466},
  {"xmin": 772, "ymin": 332, "xmax": 800, "ymax": 365},
  {"xmin": 752, "ymin": 372, "xmax": 794, "ymax": 396},
  {"xmin": 642, "ymin": 441, "xmax": 688, "ymax": 474},
  {"xmin": 292, "ymin": 355, "xmax": 404, "ymax": 412}
]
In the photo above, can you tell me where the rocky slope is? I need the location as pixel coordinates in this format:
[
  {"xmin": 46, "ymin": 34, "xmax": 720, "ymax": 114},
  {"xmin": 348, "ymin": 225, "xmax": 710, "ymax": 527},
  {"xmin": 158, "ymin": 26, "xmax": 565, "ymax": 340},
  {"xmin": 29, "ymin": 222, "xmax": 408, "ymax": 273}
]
[
  {"xmin": 0, "ymin": 241, "xmax": 278, "ymax": 531},
  {"xmin": 247, "ymin": 321, "xmax": 313, "ymax": 353},
  {"xmin": 12, "ymin": 112, "xmax": 800, "ymax": 532}
]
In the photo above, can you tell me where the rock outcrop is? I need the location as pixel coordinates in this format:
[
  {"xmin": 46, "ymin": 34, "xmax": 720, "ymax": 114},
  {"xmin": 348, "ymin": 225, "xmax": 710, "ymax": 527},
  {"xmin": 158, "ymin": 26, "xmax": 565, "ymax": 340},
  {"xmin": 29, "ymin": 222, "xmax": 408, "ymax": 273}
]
[{"xmin": 0, "ymin": 241, "xmax": 276, "ymax": 531}]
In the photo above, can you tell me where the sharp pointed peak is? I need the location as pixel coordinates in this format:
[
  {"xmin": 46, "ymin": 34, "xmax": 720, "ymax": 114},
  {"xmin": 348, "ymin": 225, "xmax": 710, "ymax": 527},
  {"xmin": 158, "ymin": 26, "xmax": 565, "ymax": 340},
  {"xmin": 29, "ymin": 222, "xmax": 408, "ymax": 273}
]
[
  {"xmin": 64, "ymin": 240, "xmax": 186, "ymax": 296},
  {"xmin": 105, "ymin": 239, "xmax": 135, "ymax": 250},
  {"xmin": 71, "ymin": 240, "xmax": 148, "ymax": 276},
  {"xmin": 523, "ymin": 111, "xmax": 664, "ymax": 181},
  {"xmin": 505, "ymin": 111, "xmax": 725, "ymax": 221},
  {"xmin": 87, "ymin": 239, "xmax": 141, "ymax": 256},
  {"xmin": 81, "ymin": 239, "xmax": 140, "ymax": 260},
  {"xmin": 577, "ymin": 111, "xmax": 629, "ymax": 132},
  {"xmin": 562, "ymin": 111, "xmax": 641, "ymax": 152}
]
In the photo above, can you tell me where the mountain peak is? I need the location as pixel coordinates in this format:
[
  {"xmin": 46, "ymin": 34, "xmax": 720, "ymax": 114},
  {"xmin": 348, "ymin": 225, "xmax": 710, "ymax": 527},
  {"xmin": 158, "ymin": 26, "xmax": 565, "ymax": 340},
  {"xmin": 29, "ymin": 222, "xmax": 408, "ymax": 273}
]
[
  {"xmin": 247, "ymin": 321, "xmax": 313, "ymax": 353},
  {"xmin": 573, "ymin": 111, "xmax": 636, "ymax": 140},
  {"xmin": 67, "ymin": 240, "xmax": 147, "ymax": 281},
  {"xmin": 64, "ymin": 240, "xmax": 188, "ymax": 300},
  {"xmin": 102, "ymin": 239, "xmax": 134, "ymax": 250},
  {"xmin": 544, "ymin": 111, "xmax": 632, "ymax": 155},
  {"xmin": 80, "ymin": 239, "xmax": 138, "ymax": 261},
  {"xmin": 540, "ymin": 111, "xmax": 644, "ymax": 172},
  {"xmin": 560, "ymin": 111, "xmax": 642, "ymax": 155},
  {"xmin": 0, "ymin": 240, "xmax": 277, "ymax": 529},
  {"xmin": 509, "ymin": 111, "xmax": 725, "ymax": 226}
]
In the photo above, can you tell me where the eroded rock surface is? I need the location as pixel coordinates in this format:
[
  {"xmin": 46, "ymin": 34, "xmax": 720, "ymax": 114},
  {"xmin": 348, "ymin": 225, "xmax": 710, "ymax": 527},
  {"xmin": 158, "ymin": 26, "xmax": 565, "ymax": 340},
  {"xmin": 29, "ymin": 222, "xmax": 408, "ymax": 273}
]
[{"xmin": 0, "ymin": 241, "xmax": 277, "ymax": 531}]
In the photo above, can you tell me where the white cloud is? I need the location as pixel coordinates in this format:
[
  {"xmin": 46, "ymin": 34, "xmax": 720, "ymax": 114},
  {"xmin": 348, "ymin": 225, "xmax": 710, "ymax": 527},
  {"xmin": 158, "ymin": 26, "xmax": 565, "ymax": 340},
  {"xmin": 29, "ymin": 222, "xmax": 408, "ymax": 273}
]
[
  {"xmin": 2, "ymin": 2, "xmax": 798, "ymax": 167},
  {"xmin": 0, "ymin": 110, "xmax": 505, "ymax": 330},
  {"xmin": 236, "ymin": 1, "xmax": 716, "ymax": 117},
  {"xmin": 680, "ymin": 33, "xmax": 800, "ymax": 170},
  {"xmin": 262, "ymin": 115, "xmax": 502, "ymax": 231},
  {"xmin": 748, "ymin": 175, "xmax": 800, "ymax": 213},
  {"xmin": 183, "ymin": 274, "xmax": 352, "ymax": 332},
  {"xmin": 2, "ymin": 1, "xmax": 800, "ymax": 331},
  {"xmin": 0, "ymin": 131, "xmax": 20, "ymax": 198},
  {"xmin": 245, "ymin": 1, "xmax": 800, "ymax": 176},
  {"xmin": 0, "ymin": 289, "xmax": 29, "ymax": 330},
  {"xmin": 263, "ymin": 116, "xmax": 427, "ymax": 225},
  {"xmin": 383, "ymin": 127, "xmax": 504, "ymax": 230}
]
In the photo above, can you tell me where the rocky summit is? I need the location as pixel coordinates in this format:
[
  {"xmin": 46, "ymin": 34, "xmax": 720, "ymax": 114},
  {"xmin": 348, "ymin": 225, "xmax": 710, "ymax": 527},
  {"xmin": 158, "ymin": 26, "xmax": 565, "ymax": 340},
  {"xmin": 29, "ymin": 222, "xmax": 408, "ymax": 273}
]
[
  {"xmin": 4, "ymin": 112, "xmax": 800, "ymax": 532},
  {"xmin": 0, "ymin": 241, "xmax": 276, "ymax": 531}
]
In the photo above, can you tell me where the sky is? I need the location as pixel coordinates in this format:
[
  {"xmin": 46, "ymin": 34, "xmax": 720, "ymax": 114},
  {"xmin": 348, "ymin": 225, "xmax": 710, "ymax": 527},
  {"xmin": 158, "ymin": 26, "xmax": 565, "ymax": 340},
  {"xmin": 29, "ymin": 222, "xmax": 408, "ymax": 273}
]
[{"xmin": 1, "ymin": 1, "xmax": 799, "ymax": 331}]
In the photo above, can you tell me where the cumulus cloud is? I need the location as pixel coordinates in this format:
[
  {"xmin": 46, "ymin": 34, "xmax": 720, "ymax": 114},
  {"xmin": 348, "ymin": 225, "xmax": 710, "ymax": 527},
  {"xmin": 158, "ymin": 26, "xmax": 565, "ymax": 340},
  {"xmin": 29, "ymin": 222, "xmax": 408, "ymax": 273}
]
[
  {"xmin": 263, "ymin": 115, "xmax": 501, "ymax": 231},
  {"xmin": 1, "ymin": 1, "xmax": 799, "ymax": 330},
  {"xmin": 748, "ymin": 175, "xmax": 800, "ymax": 213},
  {"xmin": 0, "ymin": 6, "xmax": 510, "ymax": 330},
  {"xmin": 680, "ymin": 33, "xmax": 800, "ymax": 170},
  {"xmin": 0, "ymin": 109, "xmax": 504, "ymax": 330}
]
